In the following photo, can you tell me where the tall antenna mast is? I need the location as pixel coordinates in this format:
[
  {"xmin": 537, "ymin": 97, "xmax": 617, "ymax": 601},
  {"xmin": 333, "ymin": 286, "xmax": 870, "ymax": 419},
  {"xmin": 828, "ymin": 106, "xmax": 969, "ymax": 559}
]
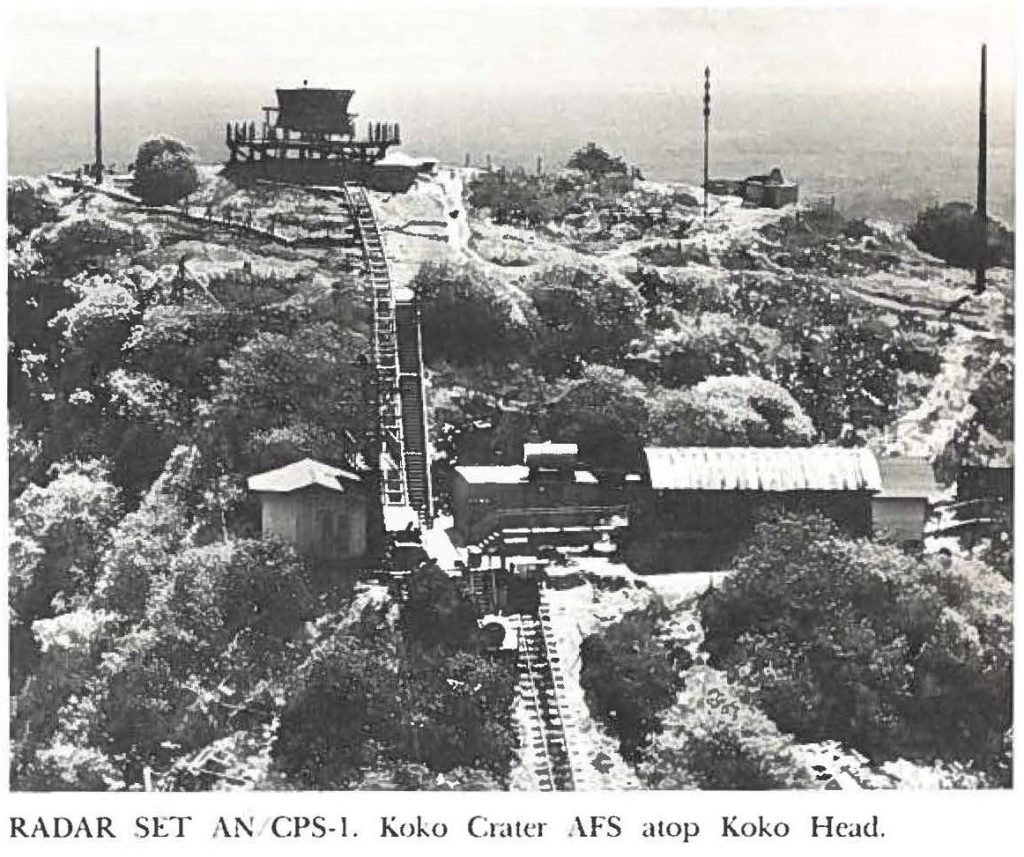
[
  {"xmin": 703, "ymin": 66, "xmax": 711, "ymax": 219},
  {"xmin": 94, "ymin": 46, "xmax": 103, "ymax": 184},
  {"xmin": 975, "ymin": 43, "xmax": 987, "ymax": 294}
]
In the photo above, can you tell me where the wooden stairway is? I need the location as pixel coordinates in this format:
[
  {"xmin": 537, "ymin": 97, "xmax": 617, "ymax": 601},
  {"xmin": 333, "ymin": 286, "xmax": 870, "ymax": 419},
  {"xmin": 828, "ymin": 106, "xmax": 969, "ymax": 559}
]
[{"xmin": 396, "ymin": 301, "xmax": 432, "ymax": 519}]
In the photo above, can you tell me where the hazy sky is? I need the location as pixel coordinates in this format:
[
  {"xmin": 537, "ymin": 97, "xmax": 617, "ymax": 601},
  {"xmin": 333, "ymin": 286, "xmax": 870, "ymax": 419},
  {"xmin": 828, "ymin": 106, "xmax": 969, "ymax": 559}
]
[{"xmin": 5, "ymin": 0, "xmax": 1017, "ymax": 102}]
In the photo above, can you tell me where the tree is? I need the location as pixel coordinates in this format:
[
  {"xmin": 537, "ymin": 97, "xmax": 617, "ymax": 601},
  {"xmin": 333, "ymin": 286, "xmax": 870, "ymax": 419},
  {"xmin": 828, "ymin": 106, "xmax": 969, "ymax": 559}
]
[
  {"xmin": 649, "ymin": 375, "xmax": 815, "ymax": 447},
  {"xmin": 14, "ymin": 740, "xmax": 124, "ymax": 792},
  {"xmin": 92, "ymin": 445, "xmax": 211, "ymax": 622},
  {"xmin": 132, "ymin": 137, "xmax": 200, "ymax": 206},
  {"xmin": 398, "ymin": 564, "xmax": 481, "ymax": 650},
  {"xmin": 206, "ymin": 322, "xmax": 373, "ymax": 473},
  {"xmin": 579, "ymin": 605, "xmax": 689, "ymax": 761},
  {"xmin": 412, "ymin": 262, "xmax": 538, "ymax": 366},
  {"xmin": 10, "ymin": 607, "xmax": 119, "ymax": 786},
  {"xmin": 700, "ymin": 512, "xmax": 1012, "ymax": 779},
  {"xmin": 542, "ymin": 366, "xmax": 651, "ymax": 471},
  {"xmin": 7, "ymin": 177, "xmax": 61, "ymax": 234},
  {"xmin": 123, "ymin": 304, "xmax": 259, "ymax": 401},
  {"xmin": 145, "ymin": 539, "xmax": 317, "ymax": 663},
  {"xmin": 273, "ymin": 634, "xmax": 408, "ymax": 788},
  {"xmin": 566, "ymin": 142, "xmax": 628, "ymax": 177},
  {"xmin": 9, "ymin": 460, "xmax": 122, "ymax": 626}
]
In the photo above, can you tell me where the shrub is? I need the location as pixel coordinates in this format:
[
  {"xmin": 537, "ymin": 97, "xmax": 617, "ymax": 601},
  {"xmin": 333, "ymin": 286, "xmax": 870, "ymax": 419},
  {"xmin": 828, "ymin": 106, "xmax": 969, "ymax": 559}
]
[
  {"xmin": 649, "ymin": 375, "xmax": 816, "ymax": 447},
  {"xmin": 34, "ymin": 214, "xmax": 145, "ymax": 274},
  {"xmin": 399, "ymin": 564, "xmax": 481, "ymax": 650},
  {"xmin": 9, "ymin": 460, "xmax": 122, "ymax": 624},
  {"xmin": 579, "ymin": 605, "xmax": 689, "ymax": 761},
  {"xmin": 413, "ymin": 262, "xmax": 538, "ymax": 365},
  {"xmin": 542, "ymin": 366, "xmax": 651, "ymax": 471},
  {"xmin": 467, "ymin": 171, "xmax": 574, "ymax": 226},
  {"xmin": 8, "ymin": 177, "xmax": 61, "ymax": 233},
  {"xmin": 131, "ymin": 137, "xmax": 200, "ymax": 206},
  {"xmin": 637, "ymin": 697, "xmax": 816, "ymax": 790},
  {"xmin": 700, "ymin": 512, "xmax": 1012, "ymax": 778},
  {"xmin": 567, "ymin": 142, "xmax": 628, "ymax": 177},
  {"xmin": 908, "ymin": 202, "xmax": 1014, "ymax": 269},
  {"xmin": 530, "ymin": 264, "xmax": 644, "ymax": 373}
]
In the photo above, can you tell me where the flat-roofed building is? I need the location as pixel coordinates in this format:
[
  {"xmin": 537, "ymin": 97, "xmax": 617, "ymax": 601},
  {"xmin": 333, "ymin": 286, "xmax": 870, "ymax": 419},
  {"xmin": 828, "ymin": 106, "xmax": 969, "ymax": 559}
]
[
  {"xmin": 872, "ymin": 457, "xmax": 943, "ymax": 546},
  {"xmin": 451, "ymin": 442, "xmax": 624, "ymax": 548}
]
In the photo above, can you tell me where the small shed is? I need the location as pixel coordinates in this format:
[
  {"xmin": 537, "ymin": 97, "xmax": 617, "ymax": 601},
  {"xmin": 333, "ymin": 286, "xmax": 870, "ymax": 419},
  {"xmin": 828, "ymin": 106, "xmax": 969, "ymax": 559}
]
[
  {"xmin": 873, "ymin": 457, "xmax": 943, "ymax": 545},
  {"xmin": 248, "ymin": 458, "xmax": 367, "ymax": 561}
]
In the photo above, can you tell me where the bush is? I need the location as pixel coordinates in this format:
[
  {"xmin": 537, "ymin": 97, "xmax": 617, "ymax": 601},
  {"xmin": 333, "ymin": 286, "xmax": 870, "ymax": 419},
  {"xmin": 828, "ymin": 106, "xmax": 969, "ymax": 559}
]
[
  {"xmin": 132, "ymin": 137, "xmax": 200, "ymax": 206},
  {"xmin": 399, "ymin": 564, "xmax": 481, "ymax": 650},
  {"xmin": 700, "ymin": 512, "xmax": 1012, "ymax": 778},
  {"xmin": 467, "ymin": 171, "xmax": 574, "ymax": 226},
  {"xmin": 543, "ymin": 366, "xmax": 651, "ymax": 471},
  {"xmin": 908, "ymin": 202, "xmax": 1014, "ymax": 269},
  {"xmin": 274, "ymin": 633, "xmax": 516, "ymax": 788},
  {"xmin": 8, "ymin": 177, "xmax": 61, "ymax": 233},
  {"xmin": 649, "ymin": 375, "xmax": 816, "ymax": 447},
  {"xmin": 567, "ymin": 142, "xmax": 628, "ymax": 177},
  {"xmin": 9, "ymin": 460, "xmax": 122, "ymax": 624},
  {"xmin": 34, "ymin": 214, "xmax": 145, "ymax": 274},
  {"xmin": 413, "ymin": 262, "xmax": 539, "ymax": 365},
  {"xmin": 530, "ymin": 264, "xmax": 645, "ymax": 373},
  {"xmin": 579, "ymin": 605, "xmax": 689, "ymax": 761},
  {"xmin": 637, "ymin": 697, "xmax": 816, "ymax": 790}
]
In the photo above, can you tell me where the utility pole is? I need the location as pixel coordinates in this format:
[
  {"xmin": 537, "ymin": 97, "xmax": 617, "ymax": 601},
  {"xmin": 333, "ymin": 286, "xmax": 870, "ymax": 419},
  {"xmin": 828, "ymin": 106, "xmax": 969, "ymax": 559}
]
[
  {"xmin": 702, "ymin": 66, "xmax": 711, "ymax": 219},
  {"xmin": 94, "ymin": 46, "xmax": 103, "ymax": 184},
  {"xmin": 975, "ymin": 43, "xmax": 987, "ymax": 294}
]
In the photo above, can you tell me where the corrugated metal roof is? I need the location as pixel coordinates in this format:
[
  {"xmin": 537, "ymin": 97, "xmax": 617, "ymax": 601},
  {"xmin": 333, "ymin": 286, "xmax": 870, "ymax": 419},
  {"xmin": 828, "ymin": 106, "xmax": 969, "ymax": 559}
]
[
  {"xmin": 247, "ymin": 458, "xmax": 361, "ymax": 494},
  {"xmin": 876, "ymin": 457, "xmax": 942, "ymax": 501},
  {"xmin": 643, "ymin": 447, "xmax": 883, "ymax": 493}
]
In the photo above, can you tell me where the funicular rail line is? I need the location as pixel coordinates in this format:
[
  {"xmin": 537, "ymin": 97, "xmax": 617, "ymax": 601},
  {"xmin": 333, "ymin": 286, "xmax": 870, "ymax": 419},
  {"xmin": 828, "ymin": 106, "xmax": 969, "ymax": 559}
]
[
  {"xmin": 516, "ymin": 613, "xmax": 576, "ymax": 791},
  {"xmin": 342, "ymin": 182, "xmax": 409, "ymax": 511},
  {"xmin": 342, "ymin": 182, "xmax": 432, "ymax": 522}
]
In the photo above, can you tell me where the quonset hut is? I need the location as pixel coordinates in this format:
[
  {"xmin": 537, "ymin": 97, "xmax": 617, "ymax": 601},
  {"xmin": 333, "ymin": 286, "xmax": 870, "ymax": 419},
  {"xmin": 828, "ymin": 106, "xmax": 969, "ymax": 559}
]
[{"xmin": 225, "ymin": 86, "xmax": 427, "ymax": 191}]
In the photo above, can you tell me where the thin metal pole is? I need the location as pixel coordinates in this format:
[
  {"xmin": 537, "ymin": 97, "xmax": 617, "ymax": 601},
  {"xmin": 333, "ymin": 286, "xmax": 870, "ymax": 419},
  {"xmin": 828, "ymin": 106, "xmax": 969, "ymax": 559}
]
[
  {"xmin": 94, "ymin": 47, "xmax": 103, "ymax": 184},
  {"xmin": 975, "ymin": 43, "xmax": 987, "ymax": 294},
  {"xmin": 703, "ymin": 66, "xmax": 710, "ymax": 219}
]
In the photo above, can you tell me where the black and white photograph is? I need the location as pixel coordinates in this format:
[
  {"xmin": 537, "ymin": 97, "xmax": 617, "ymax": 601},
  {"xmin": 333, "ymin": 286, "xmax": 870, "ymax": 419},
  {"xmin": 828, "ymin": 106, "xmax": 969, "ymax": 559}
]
[{"xmin": 4, "ymin": 0, "xmax": 1016, "ymax": 804}]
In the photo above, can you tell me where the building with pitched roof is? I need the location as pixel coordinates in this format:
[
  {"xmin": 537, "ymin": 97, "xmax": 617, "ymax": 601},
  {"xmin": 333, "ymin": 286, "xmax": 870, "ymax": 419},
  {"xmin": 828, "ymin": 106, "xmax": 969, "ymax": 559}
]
[
  {"xmin": 247, "ymin": 458, "xmax": 368, "ymax": 561},
  {"xmin": 450, "ymin": 443, "xmax": 941, "ymax": 573},
  {"xmin": 630, "ymin": 446, "xmax": 884, "ymax": 571}
]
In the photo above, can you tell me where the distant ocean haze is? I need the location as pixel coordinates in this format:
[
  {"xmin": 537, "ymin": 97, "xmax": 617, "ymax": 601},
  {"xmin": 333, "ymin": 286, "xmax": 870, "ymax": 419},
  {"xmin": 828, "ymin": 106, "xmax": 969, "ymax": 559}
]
[{"xmin": 7, "ymin": 85, "xmax": 1014, "ymax": 225}]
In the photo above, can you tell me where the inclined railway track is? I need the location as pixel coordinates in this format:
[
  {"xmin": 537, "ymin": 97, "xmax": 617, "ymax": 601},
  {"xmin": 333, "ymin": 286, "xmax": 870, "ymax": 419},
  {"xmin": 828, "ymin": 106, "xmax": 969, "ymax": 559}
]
[
  {"xmin": 342, "ymin": 182, "xmax": 432, "ymax": 522},
  {"xmin": 516, "ymin": 613, "xmax": 576, "ymax": 791}
]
